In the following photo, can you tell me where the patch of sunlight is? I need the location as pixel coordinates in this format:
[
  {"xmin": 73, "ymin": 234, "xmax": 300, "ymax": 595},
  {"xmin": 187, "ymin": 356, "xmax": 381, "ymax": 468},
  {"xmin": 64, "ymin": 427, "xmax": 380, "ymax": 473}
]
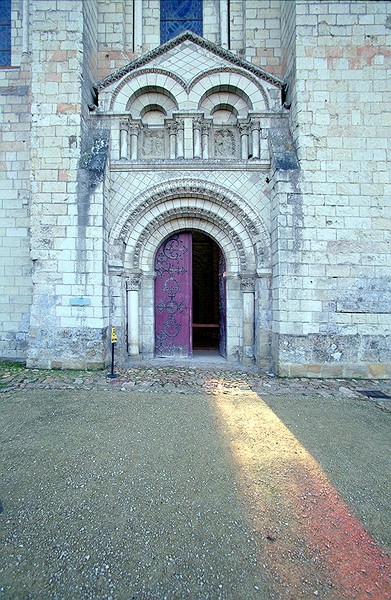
[{"xmin": 210, "ymin": 387, "xmax": 390, "ymax": 599}]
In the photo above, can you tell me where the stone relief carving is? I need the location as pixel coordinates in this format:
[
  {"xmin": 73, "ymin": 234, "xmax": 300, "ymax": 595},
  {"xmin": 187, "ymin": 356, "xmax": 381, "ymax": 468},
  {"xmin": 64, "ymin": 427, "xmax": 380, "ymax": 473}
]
[
  {"xmin": 213, "ymin": 129, "xmax": 236, "ymax": 158},
  {"xmin": 142, "ymin": 129, "xmax": 166, "ymax": 158}
]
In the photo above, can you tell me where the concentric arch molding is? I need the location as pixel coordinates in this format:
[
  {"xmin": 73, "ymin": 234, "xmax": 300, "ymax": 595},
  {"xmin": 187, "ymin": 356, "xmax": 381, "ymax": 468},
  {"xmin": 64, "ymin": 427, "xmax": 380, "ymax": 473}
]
[
  {"xmin": 188, "ymin": 67, "xmax": 270, "ymax": 111},
  {"xmin": 110, "ymin": 178, "xmax": 269, "ymax": 247},
  {"xmin": 108, "ymin": 66, "xmax": 271, "ymax": 113},
  {"xmin": 130, "ymin": 209, "xmax": 250, "ymax": 271},
  {"xmin": 109, "ymin": 68, "xmax": 186, "ymax": 112}
]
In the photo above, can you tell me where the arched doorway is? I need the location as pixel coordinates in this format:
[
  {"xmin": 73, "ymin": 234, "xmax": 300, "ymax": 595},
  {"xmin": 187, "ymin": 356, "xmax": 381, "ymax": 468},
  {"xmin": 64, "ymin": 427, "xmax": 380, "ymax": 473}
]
[{"xmin": 154, "ymin": 231, "xmax": 226, "ymax": 357}]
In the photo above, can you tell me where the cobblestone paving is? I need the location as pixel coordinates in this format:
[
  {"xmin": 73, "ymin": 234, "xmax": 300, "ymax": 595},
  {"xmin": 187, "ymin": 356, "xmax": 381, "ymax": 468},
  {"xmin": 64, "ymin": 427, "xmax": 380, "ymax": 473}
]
[{"xmin": 1, "ymin": 360, "xmax": 390, "ymax": 412}]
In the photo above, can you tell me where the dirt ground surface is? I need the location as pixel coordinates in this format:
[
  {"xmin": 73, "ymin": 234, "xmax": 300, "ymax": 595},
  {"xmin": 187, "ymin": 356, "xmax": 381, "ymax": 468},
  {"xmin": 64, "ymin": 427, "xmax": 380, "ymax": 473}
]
[{"xmin": 0, "ymin": 360, "xmax": 390, "ymax": 599}]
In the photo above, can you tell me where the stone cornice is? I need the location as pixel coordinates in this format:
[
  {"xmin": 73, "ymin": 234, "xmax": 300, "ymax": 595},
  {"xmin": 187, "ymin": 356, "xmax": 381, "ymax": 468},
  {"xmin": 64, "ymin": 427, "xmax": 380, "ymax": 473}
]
[
  {"xmin": 95, "ymin": 31, "xmax": 285, "ymax": 92},
  {"xmin": 109, "ymin": 159, "xmax": 270, "ymax": 172}
]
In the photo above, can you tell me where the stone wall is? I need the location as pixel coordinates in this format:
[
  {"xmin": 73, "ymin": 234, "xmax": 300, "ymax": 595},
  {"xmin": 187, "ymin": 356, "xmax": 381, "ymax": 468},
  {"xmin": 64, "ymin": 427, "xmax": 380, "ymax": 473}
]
[
  {"xmin": 1, "ymin": 0, "xmax": 390, "ymax": 377},
  {"xmin": 273, "ymin": 0, "xmax": 391, "ymax": 377},
  {"xmin": 26, "ymin": 0, "xmax": 108, "ymax": 368},
  {"xmin": 0, "ymin": 0, "xmax": 31, "ymax": 359},
  {"xmin": 243, "ymin": 0, "xmax": 282, "ymax": 76},
  {"xmin": 0, "ymin": 61, "xmax": 31, "ymax": 359},
  {"xmin": 96, "ymin": 0, "xmax": 136, "ymax": 79},
  {"xmin": 94, "ymin": 0, "xmax": 285, "ymax": 76}
]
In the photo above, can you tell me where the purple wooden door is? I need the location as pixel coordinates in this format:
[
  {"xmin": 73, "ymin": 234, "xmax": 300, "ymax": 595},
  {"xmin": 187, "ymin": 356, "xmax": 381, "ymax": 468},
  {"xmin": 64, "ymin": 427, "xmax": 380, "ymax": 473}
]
[
  {"xmin": 154, "ymin": 233, "xmax": 192, "ymax": 357},
  {"xmin": 218, "ymin": 249, "xmax": 227, "ymax": 357}
]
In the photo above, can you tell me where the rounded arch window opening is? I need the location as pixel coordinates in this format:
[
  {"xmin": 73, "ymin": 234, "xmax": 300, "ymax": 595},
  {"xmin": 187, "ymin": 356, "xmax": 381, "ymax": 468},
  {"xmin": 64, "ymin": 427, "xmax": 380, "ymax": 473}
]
[{"xmin": 154, "ymin": 230, "xmax": 227, "ymax": 358}]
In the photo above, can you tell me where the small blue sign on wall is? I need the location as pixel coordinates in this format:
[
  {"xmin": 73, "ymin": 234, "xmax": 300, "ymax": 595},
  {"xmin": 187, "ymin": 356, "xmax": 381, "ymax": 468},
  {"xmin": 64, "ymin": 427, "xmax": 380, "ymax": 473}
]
[{"xmin": 69, "ymin": 297, "xmax": 91, "ymax": 306}]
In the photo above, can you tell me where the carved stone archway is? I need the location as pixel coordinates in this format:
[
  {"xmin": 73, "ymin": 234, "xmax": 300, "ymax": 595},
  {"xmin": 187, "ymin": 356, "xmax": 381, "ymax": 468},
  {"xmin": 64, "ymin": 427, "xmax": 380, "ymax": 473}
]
[{"xmin": 108, "ymin": 179, "xmax": 270, "ymax": 365}]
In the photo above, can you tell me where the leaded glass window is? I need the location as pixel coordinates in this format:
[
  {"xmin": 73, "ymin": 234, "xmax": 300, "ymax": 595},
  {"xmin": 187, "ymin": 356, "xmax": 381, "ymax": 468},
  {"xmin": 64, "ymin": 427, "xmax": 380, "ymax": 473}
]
[
  {"xmin": 0, "ymin": 0, "xmax": 11, "ymax": 66},
  {"xmin": 160, "ymin": 0, "xmax": 203, "ymax": 44}
]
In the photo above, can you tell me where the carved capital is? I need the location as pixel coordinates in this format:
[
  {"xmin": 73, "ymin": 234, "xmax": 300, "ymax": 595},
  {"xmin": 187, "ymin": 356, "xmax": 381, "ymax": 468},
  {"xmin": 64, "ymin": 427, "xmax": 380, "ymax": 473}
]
[
  {"xmin": 240, "ymin": 276, "xmax": 255, "ymax": 292},
  {"xmin": 168, "ymin": 121, "xmax": 178, "ymax": 135},
  {"xmin": 250, "ymin": 119, "xmax": 261, "ymax": 132},
  {"xmin": 129, "ymin": 122, "xmax": 140, "ymax": 134},
  {"xmin": 126, "ymin": 275, "xmax": 141, "ymax": 291},
  {"xmin": 193, "ymin": 116, "xmax": 203, "ymax": 130},
  {"xmin": 201, "ymin": 121, "xmax": 211, "ymax": 135},
  {"xmin": 239, "ymin": 122, "xmax": 251, "ymax": 136},
  {"xmin": 120, "ymin": 120, "xmax": 130, "ymax": 131}
]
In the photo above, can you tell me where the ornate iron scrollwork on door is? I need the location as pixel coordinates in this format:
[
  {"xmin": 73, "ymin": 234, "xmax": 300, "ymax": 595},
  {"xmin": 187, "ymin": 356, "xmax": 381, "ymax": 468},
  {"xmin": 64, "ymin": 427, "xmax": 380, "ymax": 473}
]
[{"xmin": 154, "ymin": 233, "xmax": 192, "ymax": 356}]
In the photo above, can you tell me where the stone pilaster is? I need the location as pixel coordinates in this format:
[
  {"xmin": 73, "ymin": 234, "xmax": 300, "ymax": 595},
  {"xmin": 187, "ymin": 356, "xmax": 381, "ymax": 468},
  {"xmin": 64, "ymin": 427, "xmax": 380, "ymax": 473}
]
[
  {"xmin": 193, "ymin": 117, "xmax": 202, "ymax": 159},
  {"xmin": 126, "ymin": 274, "xmax": 141, "ymax": 356},
  {"xmin": 129, "ymin": 122, "xmax": 140, "ymax": 160},
  {"xmin": 119, "ymin": 121, "xmax": 129, "ymax": 159},
  {"xmin": 239, "ymin": 122, "xmax": 250, "ymax": 160},
  {"xmin": 240, "ymin": 275, "xmax": 256, "ymax": 364}
]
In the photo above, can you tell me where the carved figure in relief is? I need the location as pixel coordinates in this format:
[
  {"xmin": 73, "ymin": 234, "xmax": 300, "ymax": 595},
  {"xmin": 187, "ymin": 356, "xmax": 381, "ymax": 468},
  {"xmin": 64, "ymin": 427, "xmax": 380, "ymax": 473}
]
[
  {"xmin": 214, "ymin": 129, "xmax": 236, "ymax": 157},
  {"xmin": 142, "ymin": 129, "xmax": 165, "ymax": 157}
]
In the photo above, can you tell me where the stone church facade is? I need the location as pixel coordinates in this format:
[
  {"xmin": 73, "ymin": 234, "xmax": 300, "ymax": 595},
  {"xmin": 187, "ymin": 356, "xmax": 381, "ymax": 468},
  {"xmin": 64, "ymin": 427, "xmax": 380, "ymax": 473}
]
[{"xmin": 0, "ymin": 0, "xmax": 390, "ymax": 377}]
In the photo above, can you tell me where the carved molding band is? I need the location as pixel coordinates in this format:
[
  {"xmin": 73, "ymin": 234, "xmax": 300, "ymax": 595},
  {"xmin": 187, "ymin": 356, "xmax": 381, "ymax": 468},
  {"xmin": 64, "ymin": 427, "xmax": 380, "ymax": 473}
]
[
  {"xmin": 97, "ymin": 31, "xmax": 284, "ymax": 94},
  {"xmin": 109, "ymin": 68, "xmax": 185, "ymax": 111},
  {"xmin": 133, "ymin": 208, "xmax": 248, "ymax": 270},
  {"xmin": 111, "ymin": 178, "xmax": 265, "ymax": 243}
]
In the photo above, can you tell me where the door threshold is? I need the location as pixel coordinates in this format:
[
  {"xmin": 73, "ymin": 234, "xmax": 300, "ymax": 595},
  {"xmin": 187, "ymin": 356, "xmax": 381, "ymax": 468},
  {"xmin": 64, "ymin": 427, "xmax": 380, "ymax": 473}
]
[{"xmin": 143, "ymin": 350, "xmax": 226, "ymax": 367}]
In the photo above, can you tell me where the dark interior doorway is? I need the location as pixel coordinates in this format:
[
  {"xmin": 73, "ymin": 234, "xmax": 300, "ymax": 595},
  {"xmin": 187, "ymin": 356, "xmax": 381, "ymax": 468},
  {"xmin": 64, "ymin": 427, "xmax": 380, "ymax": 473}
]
[
  {"xmin": 192, "ymin": 231, "xmax": 220, "ymax": 350},
  {"xmin": 154, "ymin": 231, "xmax": 226, "ymax": 358}
]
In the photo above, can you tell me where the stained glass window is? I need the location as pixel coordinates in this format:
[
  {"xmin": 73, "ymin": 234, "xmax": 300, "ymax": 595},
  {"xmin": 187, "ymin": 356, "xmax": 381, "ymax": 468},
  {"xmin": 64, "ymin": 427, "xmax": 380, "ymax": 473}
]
[
  {"xmin": 160, "ymin": 0, "xmax": 203, "ymax": 44},
  {"xmin": 0, "ymin": 0, "xmax": 11, "ymax": 66}
]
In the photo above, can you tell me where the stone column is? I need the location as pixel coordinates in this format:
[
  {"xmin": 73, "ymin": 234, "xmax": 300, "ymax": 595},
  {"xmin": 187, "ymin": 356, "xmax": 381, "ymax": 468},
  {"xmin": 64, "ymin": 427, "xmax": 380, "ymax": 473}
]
[
  {"xmin": 119, "ymin": 121, "xmax": 129, "ymax": 160},
  {"xmin": 22, "ymin": 0, "xmax": 29, "ymax": 54},
  {"xmin": 239, "ymin": 122, "xmax": 250, "ymax": 160},
  {"xmin": 176, "ymin": 118, "xmax": 184, "ymax": 159},
  {"xmin": 201, "ymin": 122, "xmax": 210, "ymax": 159},
  {"xmin": 240, "ymin": 275, "xmax": 255, "ymax": 364},
  {"xmin": 134, "ymin": 0, "xmax": 143, "ymax": 52},
  {"xmin": 220, "ymin": 0, "xmax": 229, "ymax": 49},
  {"xmin": 168, "ymin": 122, "xmax": 177, "ymax": 159},
  {"xmin": 250, "ymin": 119, "xmax": 260, "ymax": 159},
  {"xmin": 193, "ymin": 117, "xmax": 202, "ymax": 159},
  {"xmin": 129, "ymin": 123, "xmax": 140, "ymax": 160},
  {"xmin": 257, "ymin": 271, "xmax": 272, "ymax": 369},
  {"xmin": 127, "ymin": 274, "xmax": 141, "ymax": 356}
]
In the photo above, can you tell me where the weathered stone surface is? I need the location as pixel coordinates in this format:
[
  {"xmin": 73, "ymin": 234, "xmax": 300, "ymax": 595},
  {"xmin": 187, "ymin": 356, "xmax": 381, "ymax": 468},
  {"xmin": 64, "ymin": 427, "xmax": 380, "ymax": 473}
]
[{"xmin": 1, "ymin": 1, "xmax": 390, "ymax": 378}]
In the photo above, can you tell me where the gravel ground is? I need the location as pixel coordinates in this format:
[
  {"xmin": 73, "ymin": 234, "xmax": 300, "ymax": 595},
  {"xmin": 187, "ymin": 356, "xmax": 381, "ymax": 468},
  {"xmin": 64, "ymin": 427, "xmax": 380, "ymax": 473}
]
[{"xmin": 0, "ymin": 361, "xmax": 390, "ymax": 599}]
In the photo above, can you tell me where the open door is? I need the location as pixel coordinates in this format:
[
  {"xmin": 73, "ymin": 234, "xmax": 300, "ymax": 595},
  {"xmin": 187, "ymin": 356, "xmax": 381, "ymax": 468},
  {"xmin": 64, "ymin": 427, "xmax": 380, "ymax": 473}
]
[
  {"xmin": 154, "ymin": 231, "xmax": 226, "ymax": 357},
  {"xmin": 154, "ymin": 233, "xmax": 192, "ymax": 357},
  {"xmin": 218, "ymin": 249, "xmax": 227, "ymax": 358}
]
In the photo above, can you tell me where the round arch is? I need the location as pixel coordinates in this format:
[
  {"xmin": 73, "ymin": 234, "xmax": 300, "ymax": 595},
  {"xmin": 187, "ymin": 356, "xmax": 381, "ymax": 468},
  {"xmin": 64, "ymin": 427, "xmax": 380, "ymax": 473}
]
[
  {"xmin": 188, "ymin": 69, "xmax": 270, "ymax": 112},
  {"xmin": 109, "ymin": 179, "xmax": 271, "ymax": 364},
  {"xmin": 110, "ymin": 69, "xmax": 187, "ymax": 112},
  {"xmin": 109, "ymin": 178, "xmax": 269, "ymax": 273},
  {"xmin": 133, "ymin": 213, "xmax": 244, "ymax": 274}
]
